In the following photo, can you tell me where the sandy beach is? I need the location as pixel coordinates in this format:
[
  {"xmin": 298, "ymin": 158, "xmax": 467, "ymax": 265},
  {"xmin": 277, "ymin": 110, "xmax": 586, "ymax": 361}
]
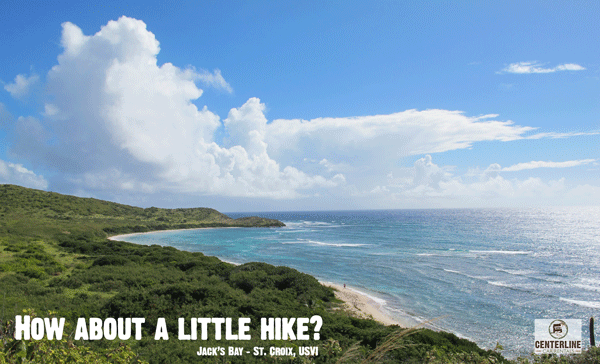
[
  {"xmin": 107, "ymin": 227, "xmax": 234, "ymax": 241},
  {"xmin": 321, "ymin": 282, "xmax": 415, "ymax": 327}
]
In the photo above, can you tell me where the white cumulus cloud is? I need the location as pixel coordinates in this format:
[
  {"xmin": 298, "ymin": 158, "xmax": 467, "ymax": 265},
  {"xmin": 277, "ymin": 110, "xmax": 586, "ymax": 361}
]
[
  {"xmin": 4, "ymin": 73, "xmax": 39, "ymax": 99},
  {"xmin": 264, "ymin": 110, "xmax": 535, "ymax": 171},
  {"xmin": 357, "ymin": 155, "xmax": 600, "ymax": 207},
  {"xmin": 10, "ymin": 17, "xmax": 340, "ymax": 199},
  {"xmin": 499, "ymin": 61, "xmax": 586, "ymax": 74},
  {"xmin": 0, "ymin": 159, "xmax": 48, "ymax": 190},
  {"xmin": 502, "ymin": 159, "xmax": 596, "ymax": 172},
  {"xmin": 194, "ymin": 68, "xmax": 233, "ymax": 93}
]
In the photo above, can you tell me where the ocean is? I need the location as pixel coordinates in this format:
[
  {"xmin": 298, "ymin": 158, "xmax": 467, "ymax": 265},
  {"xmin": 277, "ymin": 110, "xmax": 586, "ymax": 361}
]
[{"xmin": 116, "ymin": 207, "xmax": 600, "ymax": 358}]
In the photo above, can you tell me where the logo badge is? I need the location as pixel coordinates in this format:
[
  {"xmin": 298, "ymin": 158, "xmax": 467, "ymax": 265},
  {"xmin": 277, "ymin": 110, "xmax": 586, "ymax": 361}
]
[
  {"xmin": 548, "ymin": 320, "xmax": 568, "ymax": 340},
  {"xmin": 535, "ymin": 319, "xmax": 581, "ymax": 354}
]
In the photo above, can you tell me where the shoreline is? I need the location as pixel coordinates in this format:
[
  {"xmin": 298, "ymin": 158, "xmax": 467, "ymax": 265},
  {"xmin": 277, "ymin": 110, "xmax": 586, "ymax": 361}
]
[
  {"xmin": 107, "ymin": 226, "xmax": 237, "ymax": 241},
  {"xmin": 108, "ymin": 228, "xmax": 422, "ymax": 329},
  {"xmin": 320, "ymin": 282, "xmax": 416, "ymax": 327}
]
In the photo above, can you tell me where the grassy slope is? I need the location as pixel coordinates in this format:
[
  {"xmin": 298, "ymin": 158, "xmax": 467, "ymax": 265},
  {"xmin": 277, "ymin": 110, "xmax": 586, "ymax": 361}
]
[
  {"xmin": 0, "ymin": 184, "xmax": 284, "ymax": 235},
  {"xmin": 0, "ymin": 184, "xmax": 517, "ymax": 363}
]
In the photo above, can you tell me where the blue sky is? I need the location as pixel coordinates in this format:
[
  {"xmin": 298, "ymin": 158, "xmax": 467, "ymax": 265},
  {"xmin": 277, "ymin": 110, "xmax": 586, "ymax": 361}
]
[{"xmin": 1, "ymin": 1, "xmax": 598, "ymax": 211}]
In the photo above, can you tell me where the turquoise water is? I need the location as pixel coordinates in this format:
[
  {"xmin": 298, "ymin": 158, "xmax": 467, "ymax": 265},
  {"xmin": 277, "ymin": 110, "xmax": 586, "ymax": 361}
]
[{"xmin": 117, "ymin": 208, "xmax": 600, "ymax": 357}]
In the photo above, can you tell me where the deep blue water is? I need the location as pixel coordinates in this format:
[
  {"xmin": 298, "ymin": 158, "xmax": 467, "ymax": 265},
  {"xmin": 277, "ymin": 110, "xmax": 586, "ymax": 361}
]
[{"xmin": 117, "ymin": 208, "xmax": 600, "ymax": 357}]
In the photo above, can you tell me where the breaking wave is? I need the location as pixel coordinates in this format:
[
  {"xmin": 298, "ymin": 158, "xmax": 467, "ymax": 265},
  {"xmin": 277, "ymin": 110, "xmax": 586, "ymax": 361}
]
[
  {"xmin": 282, "ymin": 239, "xmax": 367, "ymax": 247},
  {"xmin": 559, "ymin": 297, "xmax": 600, "ymax": 309}
]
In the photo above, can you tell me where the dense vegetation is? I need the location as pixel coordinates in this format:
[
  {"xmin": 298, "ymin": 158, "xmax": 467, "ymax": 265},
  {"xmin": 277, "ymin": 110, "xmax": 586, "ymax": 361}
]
[{"xmin": 0, "ymin": 184, "xmax": 596, "ymax": 363}]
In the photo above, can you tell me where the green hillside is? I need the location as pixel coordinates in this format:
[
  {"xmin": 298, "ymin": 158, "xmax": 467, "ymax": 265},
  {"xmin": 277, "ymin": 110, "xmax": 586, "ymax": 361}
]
[{"xmin": 0, "ymin": 184, "xmax": 283, "ymax": 238}]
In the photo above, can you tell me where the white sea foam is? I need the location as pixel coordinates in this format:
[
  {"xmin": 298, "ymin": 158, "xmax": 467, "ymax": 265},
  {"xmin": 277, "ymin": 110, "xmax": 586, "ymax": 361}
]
[
  {"xmin": 581, "ymin": 277, "xmax": 600, "ymax": 286},
  {"xmin": 573, "ymin": 284, "xmax": 600, "ymax": 292},
  {"xmin": 488, "ymin": 281, "xmax": 513, "ymax": 288},
  {"xmin": 495, "ymin": 268, "xmax": 537, "ymax": 276},
  {"xmin": 302, "ymin": 221, "xmax": 330, "ymax": 226},
  {"xmin": 281, "ymin": 239, "xmax": 367, "ymax": 247},
  {"xmin": 559, "ymin": 297, "xmax": 600, "ymax": 309},
  {"xmin": 444, "ymin": 269, "xmax": 490, "ymax": 280},
  {"xmin": 322, "ymin": 281, "xmax": 388, "ymax": 306},
  {"xmin": 444, "ymin": 269, "xmax": 462, "ymax": 274},
  {"xmin": 470, "ymin": 250, "xmax": 532, "ymax": 255},
  {"xmin": 346, "ymin": 287, "xmax": 387, "ymax": 305},
  {"xmin": 383, "ymin": 307, "xmax": 422, "ymax": 327},
  {"xmin": 309, "ymin": 240, "xmax": 367, "ymax": 247},
  {"xmin": 290, "ymin": 221, "xmax": 339, "ymax": 227}
]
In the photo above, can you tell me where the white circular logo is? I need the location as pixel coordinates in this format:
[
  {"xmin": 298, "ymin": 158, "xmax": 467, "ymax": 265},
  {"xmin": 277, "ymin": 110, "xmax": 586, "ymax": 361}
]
[{"xmin": 548, "ymin": 320, "xmax": 568, "ymax": 340}]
